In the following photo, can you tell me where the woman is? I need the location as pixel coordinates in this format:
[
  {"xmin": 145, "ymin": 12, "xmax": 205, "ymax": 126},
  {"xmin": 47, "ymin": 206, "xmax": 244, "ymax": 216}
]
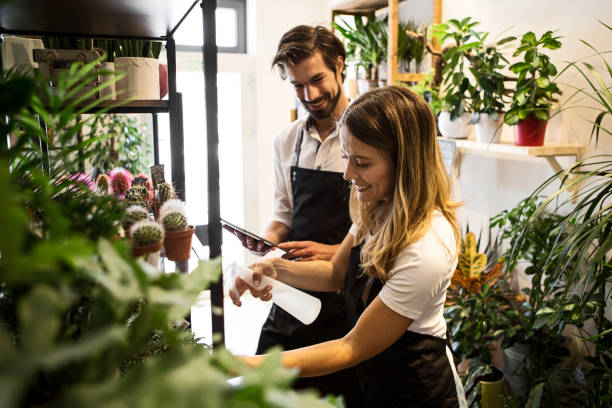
[{"xmin": 231, "ymin": 86, "xmax": 467, "ymax": 407}]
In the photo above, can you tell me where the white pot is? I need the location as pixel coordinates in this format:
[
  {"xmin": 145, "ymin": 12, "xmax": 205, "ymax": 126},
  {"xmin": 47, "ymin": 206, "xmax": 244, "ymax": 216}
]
[
  {"xmin": 114, "ymin": 57, "xmax": 160, "ymax": 100},
  {"xmin": 99, "ymin": 62, "xmax": 116, "ymax": 100},
  {"xmin": 438, "ymin": 111, "xmax": 473, "ymax": 139},
  {"xmin": 474, "ymin": 112, "xmax": 504, "ymax": 143}
]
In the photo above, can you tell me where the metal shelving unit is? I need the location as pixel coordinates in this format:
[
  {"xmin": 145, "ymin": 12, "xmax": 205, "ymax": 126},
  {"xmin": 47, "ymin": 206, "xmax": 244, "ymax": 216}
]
[{"xmin": 0, "ymin": 0, "xmax": 225, "ymax": 344}]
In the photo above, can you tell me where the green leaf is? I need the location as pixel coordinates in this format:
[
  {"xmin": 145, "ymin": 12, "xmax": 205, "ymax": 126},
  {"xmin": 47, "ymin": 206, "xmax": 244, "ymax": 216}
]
[{"xmin": 535, "ymin": 77, "xmax": 550, "ymax": 88}]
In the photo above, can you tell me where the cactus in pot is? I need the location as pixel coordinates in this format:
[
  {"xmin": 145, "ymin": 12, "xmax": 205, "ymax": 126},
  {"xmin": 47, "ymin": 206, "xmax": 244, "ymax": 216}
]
[
  {"xmin": 123, "ymin": 205, "xmax": 149, "ymax": 237},
  {"xmin": 125, "ymin": 185, "xmax": 150, "ymax": 208},
  {"xmin": 129, "ymin": 219, "xmax": 164, "ymax": 263},
  {"xmin": 160, "ymin": 199, "xmax": 194, "ymax": 263},
  {"xmin": 110, "ymin": 168, "xmax": 132, "ymax": 198},
  {"xmin": 153, "ymin": 181, "xmax": 175, "ymax": 220}
]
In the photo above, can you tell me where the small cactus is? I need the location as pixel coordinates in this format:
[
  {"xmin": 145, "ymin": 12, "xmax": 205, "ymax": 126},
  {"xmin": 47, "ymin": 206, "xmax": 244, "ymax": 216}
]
[
  {"xmin": 157, "ymin": 182, "xmax": 175, "ymax": 205},
  {"xmin": 125, "ymin": 185, "xmax": 150, "ymax": 208},
  {"xmin": 123, "ymin": 205, "xmax": 149, "ymax": 231},
  {"xmin": 96, "ymin": 174, "xmax": 110, "ymax": 194},
  {"xmin": 162, "ymin": 212, "xmax": 187, "ymax": 231},
  {"xmin": 130, "ymin": 220, "xmax": 164, "ymax": 246},
  {"xmin": 110, "ymin": 168, "xmax": 132, "ymax": 197}
]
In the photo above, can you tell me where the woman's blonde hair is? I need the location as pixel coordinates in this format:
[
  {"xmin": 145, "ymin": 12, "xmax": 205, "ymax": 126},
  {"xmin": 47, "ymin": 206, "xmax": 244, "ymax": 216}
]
[{"xmin": 338, "ymin": 85, "xmax": 461, "ymax": 281}]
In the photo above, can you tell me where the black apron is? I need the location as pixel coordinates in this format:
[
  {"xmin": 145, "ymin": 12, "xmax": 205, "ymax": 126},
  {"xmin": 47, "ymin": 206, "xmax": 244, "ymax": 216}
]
[
  {"xmin": 256, "ymin": 126, "xmax": 360, "ymax": 407},
  {"xmin": 345, "ymin": 244, "xmax": 461, "ymax": 408}
]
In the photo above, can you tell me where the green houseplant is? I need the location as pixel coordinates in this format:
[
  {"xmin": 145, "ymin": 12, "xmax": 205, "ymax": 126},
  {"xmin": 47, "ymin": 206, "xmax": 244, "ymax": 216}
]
[
  {"xmin": 433, "ymin": 17, "xmax": 480, "ymax": 138},
  {"xmin": 0, "ymin": 61, "xmax": 338, "ymax": 407},
  {"xmin": 469, "ymin": 35, "xmax": 515, "ymax": 143},
  {"xmin": 333, "ymin": 13, "xmax": 387, "ymax": 93},
  {"xmin": 445, "ymin": 230, "xmax": 512, "ymax": 408},
  {"xmin": 504, "ymin": 31, "xmax": 562, "ymax": 146},
  {"xmin": 160, "ymin": 199, "xmax": 195, "ymax": 263}
]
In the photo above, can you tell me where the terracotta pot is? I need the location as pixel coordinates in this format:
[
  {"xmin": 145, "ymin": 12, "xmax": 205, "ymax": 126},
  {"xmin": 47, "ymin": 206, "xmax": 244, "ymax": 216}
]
[
  {"xmin": 514, "ymin": 115, "xmax": 547, "ymax": 146},
  {"xmin": 131, "ymin": 240, "xmax": 163, "ymax": 258},
  {"xmin": 164, "ymin": 225, "xmax": 195, "ymax": 262}
]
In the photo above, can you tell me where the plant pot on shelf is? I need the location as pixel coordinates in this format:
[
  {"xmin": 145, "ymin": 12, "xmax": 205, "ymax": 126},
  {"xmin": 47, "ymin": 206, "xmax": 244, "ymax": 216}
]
[
  {"xmin": 114, "ymin": 57, "xmax": 160, "ymax": 100},
  {"xmin": 164, "ymin": 225, "xmax": 195, "ymax": 262},
  {"xmin": 159, "ymin": 63, "xmax": 168, "ymax": 99},
  {"xmin": 99, "ymin": 61, "xmax": 116, "ymax": 100},
  {"xmin": 357, "ymin": 79, "xmax": 378, "ymax": 95},
  {"xmin": 438, "ymin": 111, "xmax": 473, "ymax": 139},
  {"xmin": 514, "ymin": 115, "xmax": 547, "ymax": 146},
  {"xmin": 131, "ymin": 241, "xmax": 162, "ymax": 267},
  {"xmin": 474, "ymin": 112, "xmax": 504, "ymax": 143}
]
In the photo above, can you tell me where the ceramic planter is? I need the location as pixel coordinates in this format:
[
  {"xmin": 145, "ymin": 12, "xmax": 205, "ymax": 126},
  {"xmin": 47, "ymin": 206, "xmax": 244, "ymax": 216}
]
[
  {"xmin": 114, "ymin": 57, "xmax": 160, "ymax": 100},
  {"xmin": 131, "ymin": 241, "xmax": 162, "ymax": 267},
  {"xmin": 438, "ymin": 111, "xmax": 473, "ymax": 139},
  {"xmin": 99, "ymin": 62, "xmax": 116, "ymax": 99},
  {"xmin": 164, "ymin": 225, "xmax": 195, "ymax": 262},
  {"xmin": 515, "ymin": 115, "xmax": 547, "ymax": 146},
  {"xmin": 474, "ymin": 113, "xmax": 504, "ymax": 143},
  {"xmin": 479, "ymin": 365, "xmax": 505, "ymax": 408}
]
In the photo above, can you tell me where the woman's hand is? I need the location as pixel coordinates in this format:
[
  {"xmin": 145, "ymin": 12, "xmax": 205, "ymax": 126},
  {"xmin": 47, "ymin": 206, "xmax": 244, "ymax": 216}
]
[{"xmin": 228, "ymin": 260, "xmax": 278, "ymax": 307}]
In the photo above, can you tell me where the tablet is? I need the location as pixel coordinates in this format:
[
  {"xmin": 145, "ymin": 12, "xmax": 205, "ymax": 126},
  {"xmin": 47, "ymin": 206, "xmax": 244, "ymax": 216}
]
[{"xmin": 220, "ymin": 218, "xmax": 285, "ymax": 251}]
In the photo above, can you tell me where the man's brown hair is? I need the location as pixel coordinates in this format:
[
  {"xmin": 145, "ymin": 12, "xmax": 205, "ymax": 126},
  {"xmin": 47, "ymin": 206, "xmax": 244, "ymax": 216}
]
[{"xmin": 272, "ymin": 25, "xmax": 346, "ymax": 81}]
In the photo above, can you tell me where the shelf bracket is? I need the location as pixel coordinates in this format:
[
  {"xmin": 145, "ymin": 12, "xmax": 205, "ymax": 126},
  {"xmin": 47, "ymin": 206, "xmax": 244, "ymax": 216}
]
[{"xmin": 544, "ymin": 154, "xmax": 582, "ymax": 203}]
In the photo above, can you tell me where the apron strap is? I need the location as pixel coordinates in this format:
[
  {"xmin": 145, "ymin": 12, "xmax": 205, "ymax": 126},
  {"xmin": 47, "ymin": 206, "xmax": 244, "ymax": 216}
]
[{"xmin": 293, "ymin": 127, "xmax": 305, "ymax": 167}]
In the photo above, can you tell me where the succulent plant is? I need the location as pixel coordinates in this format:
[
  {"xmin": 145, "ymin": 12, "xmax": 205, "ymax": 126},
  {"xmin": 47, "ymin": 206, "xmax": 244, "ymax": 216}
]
[
  {"xmin": 157, "ymin": 182, "xmax": 175, "ymax": 205},
  {"xmin": 125, "ymin": 185, "xmax": 149, "ymax": 208},
  {"xmin": 96, "ymin": 174, "xmax": 110, "ymax": 194},
  {"xmin": 123, "ymin": 205, "xmax": 149, "ymax": 231},
  {"xmin": 162, "ymin": 212, "xmax": 187, "ymax": 231},
  {"xmin": 110, "ymin": 168, "xmax": 132, "ymax": 198},
  {"xmin": 130, "ymin": 219, "xmax": 164, "ymax": 246}
]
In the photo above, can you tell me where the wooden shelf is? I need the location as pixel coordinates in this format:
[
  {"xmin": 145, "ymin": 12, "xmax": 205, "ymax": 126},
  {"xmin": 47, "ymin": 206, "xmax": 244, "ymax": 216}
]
[
  {"xmin": 84, "ymin": 99, "xmax": 169, "ymax": 114},
  {"xmin": 440, "ymin": 137, "xmax": 585, "ymax": 158},
  {"xmin": 438, "ymin": 137, "xmax": 585, "ymax": 201}
]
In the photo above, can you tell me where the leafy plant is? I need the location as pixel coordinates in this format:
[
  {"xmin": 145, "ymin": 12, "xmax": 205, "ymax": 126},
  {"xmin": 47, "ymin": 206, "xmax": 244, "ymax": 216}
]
[
  {"xmin": 469, "ymin": 36, "xmax": 514, "ymax": 115},
  {"xmin": 43, "ymin": 37, "xmax": 162, "ymax": 62},
  {"xmin": 504, "ymin": 31, "xmax": 562, "ymax": 125},
  {"xmin": 433, "ymin": 17, "xmax": 481, "ymax": 120},
  {"xmin": 407, "ymin": 69, "xmax": 442, "ymax": 115},
  {"xmin": 88, "ymin": 114, "xmax": 152, "ymax": 175},
  {"xmin": 333, "ymin": 13, "xmax": 387, "ymax": 81},
  {"xmin": 0, "ymin": 61, "xmax": 336, "ymax": 407}
]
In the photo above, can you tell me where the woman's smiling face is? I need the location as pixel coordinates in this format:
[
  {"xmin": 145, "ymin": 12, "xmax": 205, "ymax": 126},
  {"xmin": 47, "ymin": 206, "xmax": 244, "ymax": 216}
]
[{"xmin": 340, "ymin": 128, "xmax": 395, "ymax": 203}]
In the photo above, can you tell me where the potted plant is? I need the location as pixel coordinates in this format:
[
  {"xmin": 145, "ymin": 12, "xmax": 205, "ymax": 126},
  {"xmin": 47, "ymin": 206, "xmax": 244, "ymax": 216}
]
[
  {"xmin": 154, "ymin": 181, "xmax": 176, "ymax": 220},
  {"xmin": 123, "ymin": 204, "xmax": 149, "ymax": 238},
  {"xmin": 408, "ymin": 69, "xmax": 442, "ymax": 116},
  {"xmin": 445, "ymin": 230, "xmax": 512, "ymax": 408},
  {"xmin": 333, "ymin": 13, "xmax": 386, "ymax": 94},
  {"xmin": 434, "ymin": 18, "xmax": 480, "ymax": 139},
  {"xmin": 130, "ymin": 219, "xmax": 164, "ymax": 267},
  {"xmin": 469, "ymin": 36, "xmax": 515, "ymax": 143},
  {"xmin": 114, "ymin": 40, "xmax": 163, "ymax": 100},
  {"xmin": 125, "ymin": 184, "xmax": 151, "ymax": 209},
  {"xmin": 504, "ymin": 31, "xmax": 562, "ymax": 146},
  {"xmin": 160, "ymin": 199, "xmax": 195, "ymax": 263}
]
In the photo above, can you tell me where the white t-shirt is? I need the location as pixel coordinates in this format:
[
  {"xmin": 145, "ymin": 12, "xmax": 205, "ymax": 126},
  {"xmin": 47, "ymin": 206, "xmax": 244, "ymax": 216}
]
[
  {"xmin": 349, "ymin": 212, "xmax": 457, "ymax": 339},
  {"xmin": 270, "ymin": 116, "xmax": 345, "ymax": 228}
]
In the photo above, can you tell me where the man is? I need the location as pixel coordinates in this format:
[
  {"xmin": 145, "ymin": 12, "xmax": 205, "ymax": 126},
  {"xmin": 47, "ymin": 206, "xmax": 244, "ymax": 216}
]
[{"xmin": 226, "ymin": 25, "xmax": 359, "ymax": 405}]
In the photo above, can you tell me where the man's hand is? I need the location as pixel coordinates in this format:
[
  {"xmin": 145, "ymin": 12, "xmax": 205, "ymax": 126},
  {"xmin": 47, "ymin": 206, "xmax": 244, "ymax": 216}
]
[
  {"xmin": 222, "ymin": 224, "xmax": 275, "ymax": 256},
  {"xmin": 277, "ymin": 241, "xmax": 339, "ymax": 262}
]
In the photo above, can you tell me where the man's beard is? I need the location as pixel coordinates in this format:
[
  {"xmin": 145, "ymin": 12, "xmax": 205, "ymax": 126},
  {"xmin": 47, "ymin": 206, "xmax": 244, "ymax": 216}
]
[{"xmin": 301, "ymin": 78, "xmax": 342, "ymax": 120}]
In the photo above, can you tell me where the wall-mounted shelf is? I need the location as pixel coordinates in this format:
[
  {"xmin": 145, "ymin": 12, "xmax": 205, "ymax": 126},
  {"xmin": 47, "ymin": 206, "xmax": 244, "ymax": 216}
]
[
  {"xmin": 67, "ymin": 100, "xmax": 170, "ymax": 114},
  {"xmin": 439, "ymin": 137, "xmax": 586, "ymax": 200},
  {"xmin": 331, "ymin": 0, "xmax": 442, "ymax": 84}
]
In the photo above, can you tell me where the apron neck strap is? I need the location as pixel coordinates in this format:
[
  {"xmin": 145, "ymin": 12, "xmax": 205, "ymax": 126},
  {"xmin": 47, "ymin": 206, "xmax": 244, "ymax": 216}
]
[{"xmin": 293, "ymin": 127, "xmax": 305, "ymax": 167}]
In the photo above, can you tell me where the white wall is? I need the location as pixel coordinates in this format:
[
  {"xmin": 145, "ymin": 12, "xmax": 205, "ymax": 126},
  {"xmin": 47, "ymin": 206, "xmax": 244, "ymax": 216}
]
[
  {"xmin": 440, "ymin": 0, "xmax": 612, "ymax": 233},
  {"xmin": 247, "ymin": 0, "xmax": 332, "ymax": 232}
]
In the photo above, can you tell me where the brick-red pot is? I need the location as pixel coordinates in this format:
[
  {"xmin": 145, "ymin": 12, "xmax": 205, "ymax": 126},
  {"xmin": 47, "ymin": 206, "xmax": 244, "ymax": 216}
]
[
  {"xmin": 515, "ymin": 115, "xmax": 547, "ymax": 146},
  {"xmin": 164, "ymin": 225, "xmax": 195, "ymax": 262},
  {"xmin": 131, "ymin": 241, "xmax": 162, "ymax": 258}
]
